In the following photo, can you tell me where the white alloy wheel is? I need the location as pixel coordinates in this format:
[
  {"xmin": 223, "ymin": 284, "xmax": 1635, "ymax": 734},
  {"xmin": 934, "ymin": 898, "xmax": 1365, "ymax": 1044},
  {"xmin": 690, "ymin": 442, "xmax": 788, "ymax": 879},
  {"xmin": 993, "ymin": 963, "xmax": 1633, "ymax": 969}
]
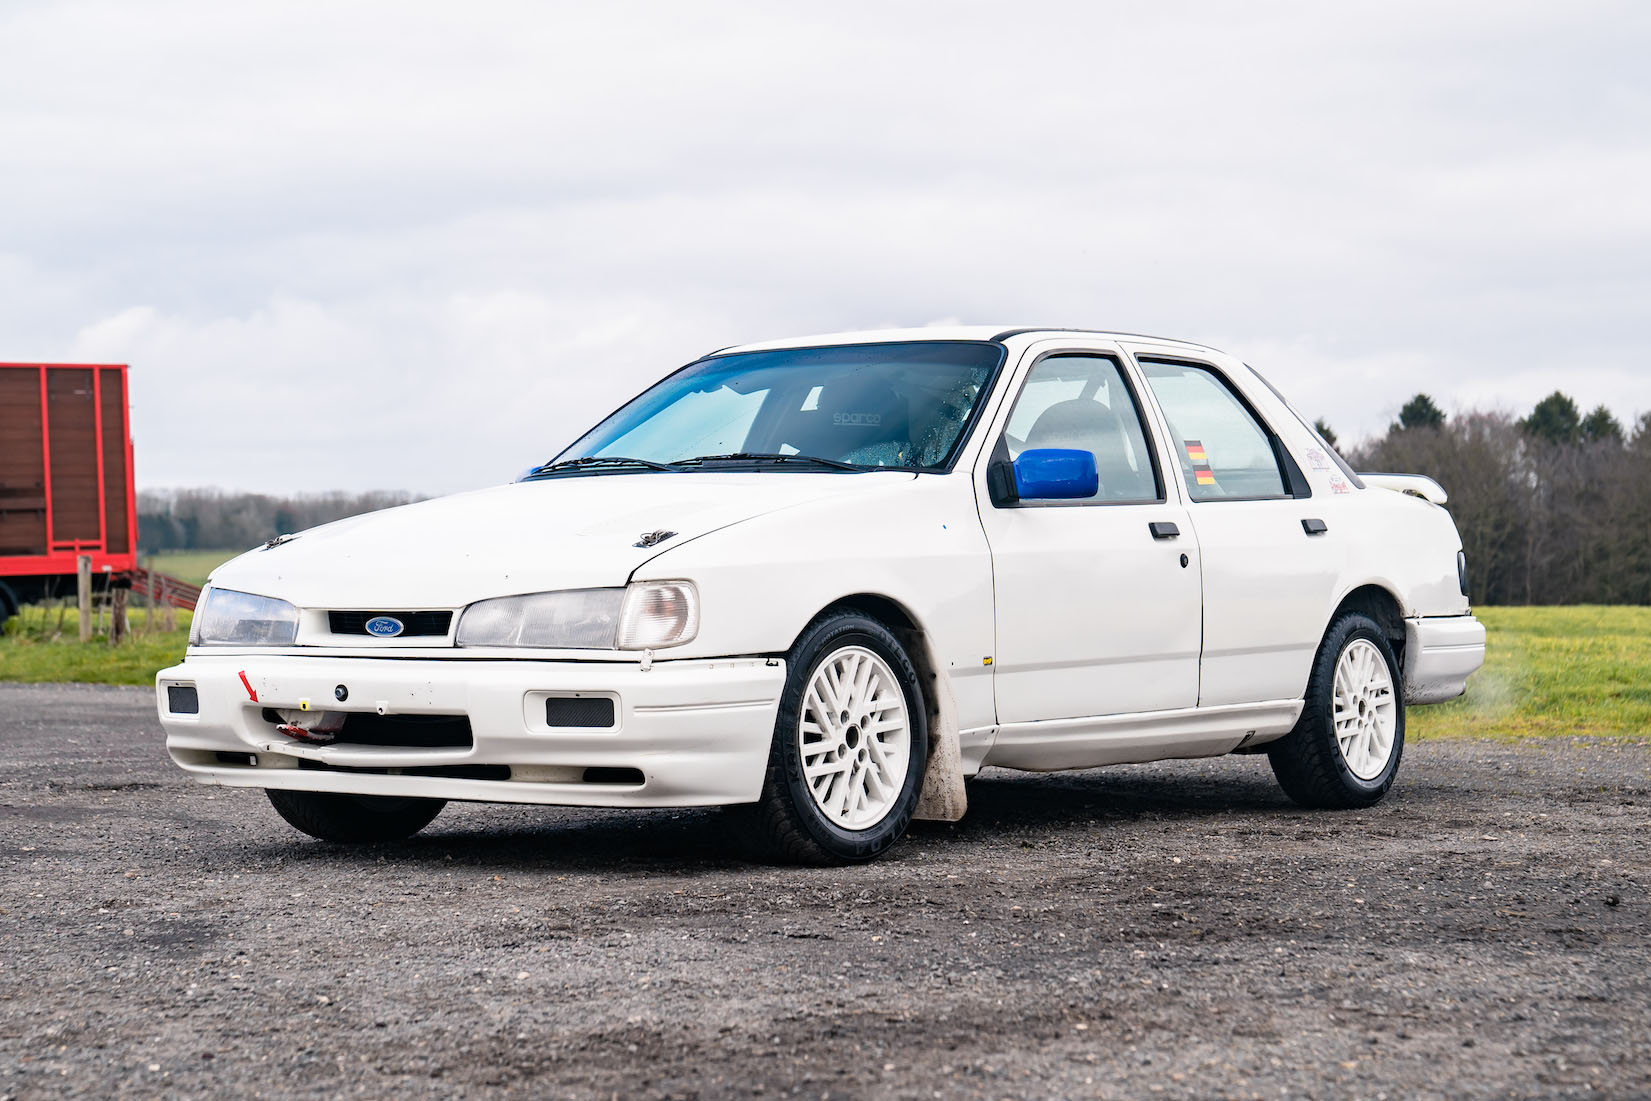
[
  {"xmin": 1333, "ymin": 638, "xmax": 1397, "ymax": 780},
  {"xmin": 798, "ymin": 645, "xmax": 913, "ymax": 830}
]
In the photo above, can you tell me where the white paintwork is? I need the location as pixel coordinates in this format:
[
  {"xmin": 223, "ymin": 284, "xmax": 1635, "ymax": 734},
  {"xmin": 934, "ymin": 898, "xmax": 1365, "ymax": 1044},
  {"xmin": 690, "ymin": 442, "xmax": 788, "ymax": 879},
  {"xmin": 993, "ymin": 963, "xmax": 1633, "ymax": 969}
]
[
  {"xmin": 157, "ymin": 326, "xmax": 1486, "ymax": 823},
  {"xmin": 161, "ymin": 652, "xmax": 785, "ymax": 806},
  {"xmin": 1404, "ymin": 615, "xmax": 1488, "ymax": 704},
  {"xmin": 983, "ymin": 700, "xmax": 1304, "ymax": 771}
]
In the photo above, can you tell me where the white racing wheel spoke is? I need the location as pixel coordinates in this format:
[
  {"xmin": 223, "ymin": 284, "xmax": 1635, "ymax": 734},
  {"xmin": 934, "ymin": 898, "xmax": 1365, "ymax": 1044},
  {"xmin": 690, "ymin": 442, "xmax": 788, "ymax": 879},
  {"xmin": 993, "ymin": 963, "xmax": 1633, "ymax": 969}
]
[
  {"xmin": 798, "ymin": 645, "xmax": 912, "ymax": 831},
  {"xmin": 1331, "ymin": 638, "xmax": 1398, "ymax": 780}
]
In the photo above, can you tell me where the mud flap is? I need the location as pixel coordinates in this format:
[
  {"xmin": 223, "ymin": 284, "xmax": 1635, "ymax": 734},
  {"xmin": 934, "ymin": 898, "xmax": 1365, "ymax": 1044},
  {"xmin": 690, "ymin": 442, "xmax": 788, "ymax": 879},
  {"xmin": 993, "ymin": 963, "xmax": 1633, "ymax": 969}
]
[{"xmin": 913, "ymin": 667, "xmax": 967, "ymax": 822}]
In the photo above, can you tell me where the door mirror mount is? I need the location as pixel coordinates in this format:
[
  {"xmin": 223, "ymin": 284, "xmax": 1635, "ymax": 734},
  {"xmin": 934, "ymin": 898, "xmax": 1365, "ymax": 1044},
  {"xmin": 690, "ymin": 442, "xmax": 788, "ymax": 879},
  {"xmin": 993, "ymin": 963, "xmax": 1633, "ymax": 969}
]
[{"xmin": 987, "ymin": 459, "xmax": 1020, "ymax": 506}]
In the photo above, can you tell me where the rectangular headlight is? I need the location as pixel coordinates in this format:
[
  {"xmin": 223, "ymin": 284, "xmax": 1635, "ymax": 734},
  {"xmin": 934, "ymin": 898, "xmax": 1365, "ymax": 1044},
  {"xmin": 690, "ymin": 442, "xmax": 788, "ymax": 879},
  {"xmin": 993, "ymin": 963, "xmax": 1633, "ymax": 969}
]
[
  {"xmin": 454, "ymin": 582, "xmax": 699, "ymax": 650},
  {"xmin": 455, "ymin": 588, "xmax": 625, "ymax": 649},
  {"xmin": 193, "ymin": 588, "xmax": 300, "ymax": 646}
]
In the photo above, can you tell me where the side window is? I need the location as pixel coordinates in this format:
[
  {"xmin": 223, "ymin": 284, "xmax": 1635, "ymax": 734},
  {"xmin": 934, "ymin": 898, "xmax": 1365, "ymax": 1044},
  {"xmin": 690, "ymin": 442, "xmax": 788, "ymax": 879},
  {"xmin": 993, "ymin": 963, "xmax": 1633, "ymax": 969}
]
[
  {"xmin": 1002, "ymin": 354, "xmax": 1161, "ymax": 503},
  {"xmin": 1139, "ymin": 358, "xmax": 1288, "ymax": 501}
]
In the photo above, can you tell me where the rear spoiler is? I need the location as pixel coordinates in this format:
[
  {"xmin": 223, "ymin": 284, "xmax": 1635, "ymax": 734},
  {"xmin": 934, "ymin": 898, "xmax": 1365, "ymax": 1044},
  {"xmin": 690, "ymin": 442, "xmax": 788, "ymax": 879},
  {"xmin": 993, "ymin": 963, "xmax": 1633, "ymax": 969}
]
[{"xmin": 1359, "ymin": 473, "xmax": 1448, "ymax": 505}]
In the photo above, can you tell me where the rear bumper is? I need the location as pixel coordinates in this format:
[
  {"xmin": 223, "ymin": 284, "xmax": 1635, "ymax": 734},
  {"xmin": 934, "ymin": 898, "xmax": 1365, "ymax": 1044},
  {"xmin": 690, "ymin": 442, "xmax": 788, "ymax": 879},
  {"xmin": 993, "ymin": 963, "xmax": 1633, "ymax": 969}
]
[
  {"xmin": 1403, "ymin": 614, "xmax": 1486, "ymax": 705},
  {"xmin": 156, "ymin": 653, "xmax": 786, "ymax": 808}
]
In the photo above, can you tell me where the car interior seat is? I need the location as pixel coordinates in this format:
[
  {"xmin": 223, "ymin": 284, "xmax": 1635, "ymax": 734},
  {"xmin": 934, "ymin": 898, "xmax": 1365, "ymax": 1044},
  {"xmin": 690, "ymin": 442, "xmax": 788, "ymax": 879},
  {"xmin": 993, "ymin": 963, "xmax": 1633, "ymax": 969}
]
[{"xmin": 1024, "ymin": 399, "xmax": 1151, "ymax": 499}]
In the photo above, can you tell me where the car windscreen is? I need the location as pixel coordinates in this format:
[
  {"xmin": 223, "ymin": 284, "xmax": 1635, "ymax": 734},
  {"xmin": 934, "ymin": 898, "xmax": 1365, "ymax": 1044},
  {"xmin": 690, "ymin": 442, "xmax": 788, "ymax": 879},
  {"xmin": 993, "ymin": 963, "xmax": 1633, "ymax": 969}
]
[{"xmin": 555, "ymin": 341, "xmax": 1005, "ymax": 472}]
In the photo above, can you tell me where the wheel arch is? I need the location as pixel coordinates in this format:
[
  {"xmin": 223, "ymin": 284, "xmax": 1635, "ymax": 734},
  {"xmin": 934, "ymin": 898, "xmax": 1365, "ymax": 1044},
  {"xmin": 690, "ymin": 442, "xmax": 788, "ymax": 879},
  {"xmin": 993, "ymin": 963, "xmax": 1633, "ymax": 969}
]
[
  {"xmin": 800, "ymin": 592, "xmax": 936, "ymax": 709},
  {"xmin": 1328, "ymin": 583, "xmax": 1407, "ymax": 665},
  {"xmin": 796, "ymin": 592, "xmax": 967, "ymax": 822}
]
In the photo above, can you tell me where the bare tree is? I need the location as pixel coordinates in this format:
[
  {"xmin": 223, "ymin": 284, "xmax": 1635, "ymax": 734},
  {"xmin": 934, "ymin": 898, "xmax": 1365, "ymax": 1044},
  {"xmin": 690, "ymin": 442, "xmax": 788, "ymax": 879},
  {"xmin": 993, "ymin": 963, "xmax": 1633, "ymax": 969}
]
[
  {"xmin": 1350, "ymin": 401, "xmax": 1651, "ymax": 604},
  {"xmin": 138, "ymin": 489, "xmax": 425, "ymax": 552}
]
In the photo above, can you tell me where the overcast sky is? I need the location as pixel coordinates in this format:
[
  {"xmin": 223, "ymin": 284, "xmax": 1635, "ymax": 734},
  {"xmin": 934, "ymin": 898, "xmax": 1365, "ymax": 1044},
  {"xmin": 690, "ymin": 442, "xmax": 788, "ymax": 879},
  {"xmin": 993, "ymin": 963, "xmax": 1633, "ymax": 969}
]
[{"xmin": 2, "ymin": 0, "xmax": 1647, "ymax": 494}]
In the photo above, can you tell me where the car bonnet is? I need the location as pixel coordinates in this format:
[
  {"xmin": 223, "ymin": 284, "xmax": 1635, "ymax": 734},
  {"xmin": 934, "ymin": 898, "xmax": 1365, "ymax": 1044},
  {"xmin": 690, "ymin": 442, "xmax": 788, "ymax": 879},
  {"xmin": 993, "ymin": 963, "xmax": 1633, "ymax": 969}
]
[{"xmin": 203, "ymin": 472, "xmax": 901, "ymax": 609}]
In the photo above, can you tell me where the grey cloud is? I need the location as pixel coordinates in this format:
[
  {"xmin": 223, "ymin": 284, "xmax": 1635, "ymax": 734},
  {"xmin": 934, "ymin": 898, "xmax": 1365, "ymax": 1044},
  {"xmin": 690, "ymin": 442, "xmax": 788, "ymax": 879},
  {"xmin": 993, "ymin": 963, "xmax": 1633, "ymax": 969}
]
[{"xmin": 1, "ymin": 0, "xmax": 1647, "ymax": 492}]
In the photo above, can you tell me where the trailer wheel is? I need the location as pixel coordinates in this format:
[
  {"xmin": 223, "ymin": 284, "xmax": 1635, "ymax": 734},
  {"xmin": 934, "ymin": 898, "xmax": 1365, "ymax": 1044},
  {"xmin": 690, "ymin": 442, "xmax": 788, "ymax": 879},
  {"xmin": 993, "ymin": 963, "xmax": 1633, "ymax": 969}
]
[{"xmin": 0, "ymin": 582, "xmax": 18, "ymax": 629}]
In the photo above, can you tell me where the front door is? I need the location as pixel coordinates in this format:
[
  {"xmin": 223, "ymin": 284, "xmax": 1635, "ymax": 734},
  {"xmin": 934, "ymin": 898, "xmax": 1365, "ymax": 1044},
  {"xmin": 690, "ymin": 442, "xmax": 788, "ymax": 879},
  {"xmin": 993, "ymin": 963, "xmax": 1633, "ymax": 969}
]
[{"xmin": 974, "ymin": 346, "xmax": 1203, "ymax": 724}]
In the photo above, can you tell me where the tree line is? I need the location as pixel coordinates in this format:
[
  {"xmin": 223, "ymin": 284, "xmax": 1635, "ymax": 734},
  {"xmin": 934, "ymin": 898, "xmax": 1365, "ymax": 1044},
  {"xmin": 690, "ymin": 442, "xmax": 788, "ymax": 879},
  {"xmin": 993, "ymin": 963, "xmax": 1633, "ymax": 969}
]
[
  {"xmin": 1333, "ymin": 393, "xmax": 1651, "ymax": 605},
  {"xmin": 138, "ymin": 489, "xmax": 423, "ymax": 554}
]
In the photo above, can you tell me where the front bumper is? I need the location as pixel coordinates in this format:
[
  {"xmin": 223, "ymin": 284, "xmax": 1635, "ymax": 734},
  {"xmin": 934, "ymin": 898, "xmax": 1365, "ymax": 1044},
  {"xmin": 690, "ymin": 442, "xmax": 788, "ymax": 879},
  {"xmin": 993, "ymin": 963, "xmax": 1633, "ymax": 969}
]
[
  {"xmin": 1403, "ymin": 614, "xmax": 1486, "ymax": 705},
  {"xmin": 156, "ymin": 653, "xmax": 786, "ymax": 808}
]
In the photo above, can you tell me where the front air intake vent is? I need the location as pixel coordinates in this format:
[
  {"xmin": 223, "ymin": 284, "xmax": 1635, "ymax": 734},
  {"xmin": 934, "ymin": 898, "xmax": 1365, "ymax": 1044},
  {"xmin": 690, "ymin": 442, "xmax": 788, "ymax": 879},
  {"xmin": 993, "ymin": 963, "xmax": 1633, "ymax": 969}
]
[{"xmin": 544, "ymin": 696, "xmax": 616, "ymax": 728}]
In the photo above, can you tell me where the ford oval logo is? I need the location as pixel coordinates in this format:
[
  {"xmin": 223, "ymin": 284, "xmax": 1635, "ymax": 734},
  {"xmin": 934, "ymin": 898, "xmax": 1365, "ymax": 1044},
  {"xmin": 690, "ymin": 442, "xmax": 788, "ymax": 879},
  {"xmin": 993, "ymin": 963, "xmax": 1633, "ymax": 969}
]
[{"xmin": 364, "ymin": 616, "xmax": 404, "ymax": 638}]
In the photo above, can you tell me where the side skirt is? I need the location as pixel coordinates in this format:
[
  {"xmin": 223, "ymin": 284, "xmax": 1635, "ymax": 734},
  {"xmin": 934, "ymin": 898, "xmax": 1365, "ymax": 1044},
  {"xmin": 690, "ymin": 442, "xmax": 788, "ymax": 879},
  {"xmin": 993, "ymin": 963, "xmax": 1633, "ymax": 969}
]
[{"xmin": 979, "ymin": 699, "xmax": 1303, "ymax": 773}]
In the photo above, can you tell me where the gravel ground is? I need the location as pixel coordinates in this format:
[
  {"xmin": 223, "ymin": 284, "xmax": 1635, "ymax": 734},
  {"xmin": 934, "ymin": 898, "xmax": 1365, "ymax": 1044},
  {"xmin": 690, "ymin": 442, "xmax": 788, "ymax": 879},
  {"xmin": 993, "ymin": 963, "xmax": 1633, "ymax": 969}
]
[{"xmin": 2, "ymin": 682, "xmax": 1648, "ymax": 1099}]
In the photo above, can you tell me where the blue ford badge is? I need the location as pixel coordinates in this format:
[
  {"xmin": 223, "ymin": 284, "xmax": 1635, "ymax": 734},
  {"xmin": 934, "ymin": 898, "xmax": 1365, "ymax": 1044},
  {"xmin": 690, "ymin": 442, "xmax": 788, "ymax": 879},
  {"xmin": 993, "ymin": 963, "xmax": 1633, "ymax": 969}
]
[{"xmin": 364, "ymin": 616, "xmax": 405, "ymax": 638}]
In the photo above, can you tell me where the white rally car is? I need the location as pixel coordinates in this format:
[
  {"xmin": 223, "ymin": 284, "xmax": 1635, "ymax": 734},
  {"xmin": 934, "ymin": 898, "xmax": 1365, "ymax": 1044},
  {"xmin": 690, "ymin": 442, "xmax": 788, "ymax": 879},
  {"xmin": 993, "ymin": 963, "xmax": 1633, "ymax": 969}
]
[{"xmin": 157, "ymin": 328, "xmax": 1485, "ymax": 863}]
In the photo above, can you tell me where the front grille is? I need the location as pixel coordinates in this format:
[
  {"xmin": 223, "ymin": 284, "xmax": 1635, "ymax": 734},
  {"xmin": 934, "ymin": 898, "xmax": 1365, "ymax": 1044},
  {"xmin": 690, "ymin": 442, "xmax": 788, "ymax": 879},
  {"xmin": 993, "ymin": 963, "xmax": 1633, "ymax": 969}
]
[{"xmin": 327, "ymin": 610, "xmax": 453, "ymax": 637}]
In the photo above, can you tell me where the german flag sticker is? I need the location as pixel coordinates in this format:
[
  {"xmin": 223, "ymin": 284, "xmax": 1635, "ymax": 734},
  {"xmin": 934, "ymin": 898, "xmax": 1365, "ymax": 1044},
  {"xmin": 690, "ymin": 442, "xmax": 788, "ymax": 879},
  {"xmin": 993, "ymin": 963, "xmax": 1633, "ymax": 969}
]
[{"xmin": 1185, "ymin": 440, "xmax": 1216, "ymax": 486}]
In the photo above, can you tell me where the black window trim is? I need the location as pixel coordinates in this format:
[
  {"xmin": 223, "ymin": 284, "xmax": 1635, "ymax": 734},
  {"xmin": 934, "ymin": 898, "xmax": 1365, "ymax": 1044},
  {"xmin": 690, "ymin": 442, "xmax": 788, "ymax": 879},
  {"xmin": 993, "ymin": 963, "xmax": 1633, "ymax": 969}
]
[
  {"xmin": 1135, "ymin": 354, "xmax": 1313, "ymax": 503},
  {"xmin": 987, "ymin": 349, "xmax": 1168, "ymax": 510}
]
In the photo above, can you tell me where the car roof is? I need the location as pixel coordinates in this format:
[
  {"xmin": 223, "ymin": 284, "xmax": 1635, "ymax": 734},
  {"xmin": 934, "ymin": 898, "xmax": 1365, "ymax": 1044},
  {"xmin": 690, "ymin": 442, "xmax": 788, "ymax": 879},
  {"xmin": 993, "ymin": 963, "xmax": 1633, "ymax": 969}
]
[{"xmin": 708, "ymin": 326, "xmax": 1226, "ymax": 358}]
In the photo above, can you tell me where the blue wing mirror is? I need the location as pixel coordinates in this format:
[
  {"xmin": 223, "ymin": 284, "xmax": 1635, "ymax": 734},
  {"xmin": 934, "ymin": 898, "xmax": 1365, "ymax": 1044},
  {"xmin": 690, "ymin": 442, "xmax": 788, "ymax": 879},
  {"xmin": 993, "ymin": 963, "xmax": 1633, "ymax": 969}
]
[{"xmin": 990, "ymin": 448, "xmax": 1098, "ymax": 503}]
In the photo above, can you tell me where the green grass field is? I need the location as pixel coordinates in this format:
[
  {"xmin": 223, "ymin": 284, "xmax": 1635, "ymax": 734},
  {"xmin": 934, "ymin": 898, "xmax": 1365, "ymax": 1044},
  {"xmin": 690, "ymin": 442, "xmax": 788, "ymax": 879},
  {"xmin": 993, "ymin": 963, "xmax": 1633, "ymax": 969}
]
[
  {"xmin": 0, "ymin": 605, "xmax": 193, "ymax": 686},
  {"xmin": 0, "ymin": 603, "xmax": 1646, "ymax": 738},
  {"xmin": 147, "ymin": 548, "xmax": 243, "ymax": 586},
  {"xmin": 1408, "ymin": 606, "xmax": 1651, "ymax": 740}
]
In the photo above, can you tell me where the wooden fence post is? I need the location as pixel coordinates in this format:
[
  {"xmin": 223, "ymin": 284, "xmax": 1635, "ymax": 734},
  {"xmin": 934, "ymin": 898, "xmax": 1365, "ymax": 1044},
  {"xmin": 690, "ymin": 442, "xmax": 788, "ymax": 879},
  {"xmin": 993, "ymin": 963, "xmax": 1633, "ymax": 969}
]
[
  {"xmin": 77, "ymin": 555, "xmax": 93, "ymax": 643},
  {"xmin": 110, "ymin": 585, "xmax": 130, "ymax": 646}
]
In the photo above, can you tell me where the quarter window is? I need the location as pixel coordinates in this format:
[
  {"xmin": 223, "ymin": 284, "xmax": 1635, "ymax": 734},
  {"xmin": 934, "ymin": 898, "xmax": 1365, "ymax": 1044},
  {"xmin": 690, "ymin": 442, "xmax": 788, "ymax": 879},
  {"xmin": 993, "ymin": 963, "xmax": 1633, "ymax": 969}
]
[
  {"xmin": 1139, "ymin": 358, "xmax": 1288, "ymax": 501},
  {"xmin": 1002, "ymin": 354, "xmax": 1161, "ymax": 503}
]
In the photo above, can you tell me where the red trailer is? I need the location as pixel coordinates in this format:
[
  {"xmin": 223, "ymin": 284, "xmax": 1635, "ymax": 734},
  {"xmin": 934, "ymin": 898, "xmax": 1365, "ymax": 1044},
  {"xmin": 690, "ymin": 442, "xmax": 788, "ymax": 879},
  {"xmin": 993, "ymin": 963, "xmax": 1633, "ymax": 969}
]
[{"xmin": 0, "ymin": 362, "xmax": 139, "ymax": 620}]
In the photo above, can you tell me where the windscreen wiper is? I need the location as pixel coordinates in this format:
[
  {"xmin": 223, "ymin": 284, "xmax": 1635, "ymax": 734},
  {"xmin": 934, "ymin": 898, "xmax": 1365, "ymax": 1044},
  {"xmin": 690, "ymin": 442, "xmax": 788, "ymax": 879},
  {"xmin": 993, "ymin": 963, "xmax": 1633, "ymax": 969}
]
[
  {"xmin": 672, "ymin": 452, "xmax": 863, "ymax": 471},
  {"xmin": 526, "ymin": 456, "xmax": 679, "ymax": 478}
]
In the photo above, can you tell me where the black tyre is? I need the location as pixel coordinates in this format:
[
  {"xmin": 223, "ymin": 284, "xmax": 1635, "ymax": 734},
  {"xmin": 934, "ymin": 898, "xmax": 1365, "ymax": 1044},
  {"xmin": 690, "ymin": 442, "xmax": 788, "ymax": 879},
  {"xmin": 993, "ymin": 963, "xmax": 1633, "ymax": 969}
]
[
  {"xmin": 1268, "ymin": 612, "xmax": 1405, "ymax": 809},
  {"xmin": 747, "ymin": 610, "xmax": 929, "ymax": 865},
  {"xmin": 266, "ymin": 789, "xmax": 446, "ymax": 843}
]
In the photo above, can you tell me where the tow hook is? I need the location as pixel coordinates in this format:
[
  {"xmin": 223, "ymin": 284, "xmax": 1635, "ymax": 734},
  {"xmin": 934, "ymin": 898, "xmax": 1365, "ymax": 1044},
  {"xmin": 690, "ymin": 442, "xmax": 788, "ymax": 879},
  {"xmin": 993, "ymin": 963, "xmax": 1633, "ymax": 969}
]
[{"xmin": 274, "ymin": 709, "xmax": 345, "ymax": 745}]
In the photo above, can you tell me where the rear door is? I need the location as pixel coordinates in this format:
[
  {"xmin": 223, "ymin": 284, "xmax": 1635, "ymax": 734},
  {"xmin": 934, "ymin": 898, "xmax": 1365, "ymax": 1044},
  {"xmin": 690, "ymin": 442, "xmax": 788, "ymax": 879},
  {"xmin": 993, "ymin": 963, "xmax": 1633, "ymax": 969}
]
[
  {"xmin": 974, "ymin": 340, "xmax": 1202, "ymax": 723},
  {"xmin": 1129, "ymin": 350, "xmax": 1340, "ymax": 706}
]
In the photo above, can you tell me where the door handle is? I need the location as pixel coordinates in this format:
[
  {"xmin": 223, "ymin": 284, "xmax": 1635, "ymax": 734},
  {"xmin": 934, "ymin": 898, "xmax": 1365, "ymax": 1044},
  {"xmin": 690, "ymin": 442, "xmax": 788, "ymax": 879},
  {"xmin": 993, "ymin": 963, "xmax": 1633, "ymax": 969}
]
[
  {"xmin": 1302, "ymin": 518, "xmax": 1328, "ymax": 536},
  {"xmin": 1149, "ymin": 521, "xmax": 1180, "ymax": 540}
]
